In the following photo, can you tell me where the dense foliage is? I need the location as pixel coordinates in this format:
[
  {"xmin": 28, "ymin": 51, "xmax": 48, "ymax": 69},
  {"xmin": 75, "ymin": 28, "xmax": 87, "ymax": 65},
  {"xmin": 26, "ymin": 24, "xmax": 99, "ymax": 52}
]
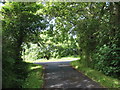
[
  {"xmin": 43, "ymin": 2, "xmax": 120, "ymax": 78},
  {"xmin": 2, "ymin": 2, "xmax": 46, "ymax": 88},
  {"xmin": 2, "ymin": 1, "xmax": 120, "ymax": 88}
]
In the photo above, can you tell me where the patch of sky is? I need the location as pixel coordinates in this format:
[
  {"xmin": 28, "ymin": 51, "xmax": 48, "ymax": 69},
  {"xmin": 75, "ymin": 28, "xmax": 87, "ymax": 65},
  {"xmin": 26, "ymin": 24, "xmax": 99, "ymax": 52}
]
[
  {"xmin": 0, "ymin": 1, "xmax": 4, "ymax": 9},
  {"xmin": 106, "ymin": 2, "xmax": 110, "ymax": 6}
]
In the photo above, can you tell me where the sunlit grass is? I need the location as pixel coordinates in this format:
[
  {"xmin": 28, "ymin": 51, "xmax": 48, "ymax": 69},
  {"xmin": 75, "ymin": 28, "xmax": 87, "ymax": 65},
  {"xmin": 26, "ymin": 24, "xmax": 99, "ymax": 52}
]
[
  {"xmin": 25, "ymin": 56, "xmax": 80, "ymax": 63},
  {"xmin": 30, "ymin": 65, "xmax": 42, "ymax": 70},
  {"xmin": 22, "ymin": 63, "xmax": 44, "ymax": 88},
  {"xmin": 71, "ymin": 60, "xmax": 120, "ymax": 88}
]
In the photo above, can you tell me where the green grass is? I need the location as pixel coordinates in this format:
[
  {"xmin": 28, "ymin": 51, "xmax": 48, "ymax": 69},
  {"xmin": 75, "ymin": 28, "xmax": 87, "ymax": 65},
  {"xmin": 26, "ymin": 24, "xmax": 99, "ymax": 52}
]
[
  {"xmin": 25, "ymin": 56, "xmax": 80, "ymax": 63},
  {"xmin": 70, "ymin": 60, "xmax": 120, "ymax": 88},
  {"xmin": 22, "ymin": 63, "xmax": 44, "ymax": 88}
]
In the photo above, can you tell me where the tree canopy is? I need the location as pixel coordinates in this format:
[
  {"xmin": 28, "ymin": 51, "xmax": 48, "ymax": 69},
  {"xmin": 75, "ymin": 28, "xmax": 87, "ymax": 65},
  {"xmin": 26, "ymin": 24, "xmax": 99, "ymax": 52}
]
[{"xmin": 2, "ymin": 2, "xmax": 120, "ymax": 88}]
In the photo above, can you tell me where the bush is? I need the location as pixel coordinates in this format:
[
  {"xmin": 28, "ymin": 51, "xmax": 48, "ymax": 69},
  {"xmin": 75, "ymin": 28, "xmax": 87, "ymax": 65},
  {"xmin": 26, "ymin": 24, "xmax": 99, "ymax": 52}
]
[{"xmin": 92, "ymin": 44, "xmax": 120, "ymax": 79}]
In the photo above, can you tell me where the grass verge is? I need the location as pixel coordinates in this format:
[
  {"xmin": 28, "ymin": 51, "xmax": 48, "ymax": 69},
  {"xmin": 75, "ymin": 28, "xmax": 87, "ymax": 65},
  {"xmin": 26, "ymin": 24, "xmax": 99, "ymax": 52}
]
[
  {"xmin": 25, "ymin": 57, "xmax": 80, "ymax": 63},
  {"xmin": 70, "ymin": 60, "xmax": 120, "ymax": 88},
  {"xmin": 22, "ymin": 63, "xmax": 44, "ymax": 88}
]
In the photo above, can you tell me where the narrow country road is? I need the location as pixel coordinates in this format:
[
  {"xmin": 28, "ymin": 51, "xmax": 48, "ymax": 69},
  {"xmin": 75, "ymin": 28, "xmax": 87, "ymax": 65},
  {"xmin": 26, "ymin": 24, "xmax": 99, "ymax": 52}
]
[{"xmin": 35, "ymin": 61, "xmax": 103, "ymax": 88}]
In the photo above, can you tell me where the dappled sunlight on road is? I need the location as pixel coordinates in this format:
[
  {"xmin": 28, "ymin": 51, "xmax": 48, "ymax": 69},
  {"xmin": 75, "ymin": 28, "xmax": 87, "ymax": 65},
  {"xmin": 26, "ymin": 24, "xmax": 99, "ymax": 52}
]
[{"xmin": 40, "ymin": 61, "xmax": 103, "ymax": 88}]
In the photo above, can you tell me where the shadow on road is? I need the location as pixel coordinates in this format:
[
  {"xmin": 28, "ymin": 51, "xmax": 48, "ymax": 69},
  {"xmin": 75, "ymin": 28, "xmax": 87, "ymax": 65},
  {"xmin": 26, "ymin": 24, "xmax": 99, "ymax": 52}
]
[{"xmin": 36, "ymin": 61, "xmax": 103, "ymax": 88}]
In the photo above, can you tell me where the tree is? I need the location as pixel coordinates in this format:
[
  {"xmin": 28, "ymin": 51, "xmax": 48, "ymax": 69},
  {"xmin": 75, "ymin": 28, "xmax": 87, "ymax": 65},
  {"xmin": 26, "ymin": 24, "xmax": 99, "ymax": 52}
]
[
  {"xmin": 2, "ymin": 2, "xmax": 47, "ymax": 88},
  {"xmin": 42, "ymin": 2, "xmax": 120, "ymax": 78}
]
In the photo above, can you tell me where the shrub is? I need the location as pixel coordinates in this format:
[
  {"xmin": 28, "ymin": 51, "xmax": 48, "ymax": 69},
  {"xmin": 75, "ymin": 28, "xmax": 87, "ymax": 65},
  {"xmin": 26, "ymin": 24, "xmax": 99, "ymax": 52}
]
[{"xmin": 92, "ymin": 44, "xmax": 120, "ymax": 79}]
